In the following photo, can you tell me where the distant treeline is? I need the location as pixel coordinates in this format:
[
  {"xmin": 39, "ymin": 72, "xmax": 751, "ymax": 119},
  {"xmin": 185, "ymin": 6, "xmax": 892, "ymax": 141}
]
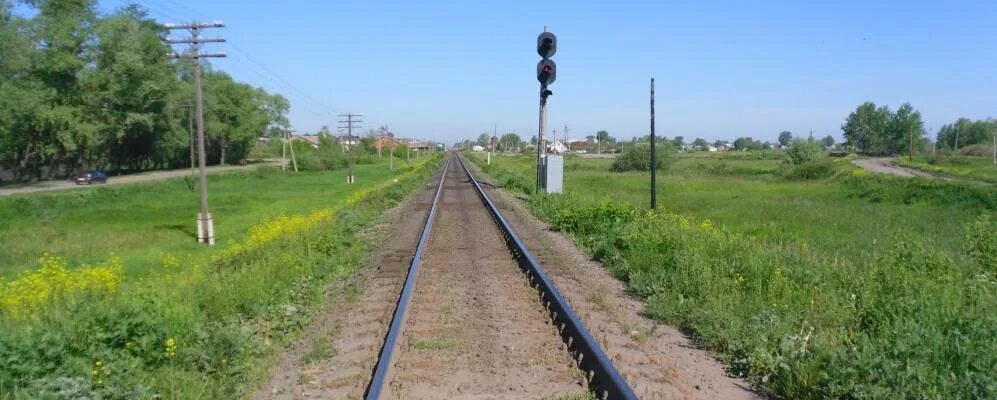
[{"xmin": 0, "ymin": 1, "xmax": 289, "ymax": 181}]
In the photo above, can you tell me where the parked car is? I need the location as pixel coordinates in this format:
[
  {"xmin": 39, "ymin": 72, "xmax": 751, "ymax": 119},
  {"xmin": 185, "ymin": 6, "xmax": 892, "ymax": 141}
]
[{"xmin": 75, "ymin": 170, "xmax": 108, "ymax": 185}]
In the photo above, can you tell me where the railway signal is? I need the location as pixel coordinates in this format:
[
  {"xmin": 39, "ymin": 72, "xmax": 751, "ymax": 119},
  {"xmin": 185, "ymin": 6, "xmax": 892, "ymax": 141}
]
[
  {"xmin": 535, "ymin": 29, "xmax": 559, "ymax": 193},
  {"xmin": 537, "ymin": 59, "xmax": 556, "ymax": 86}
]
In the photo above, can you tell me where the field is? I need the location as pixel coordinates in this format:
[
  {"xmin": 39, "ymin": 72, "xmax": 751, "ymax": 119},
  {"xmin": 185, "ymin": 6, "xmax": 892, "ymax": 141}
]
[
  {"xmin": 467, "ymin": 151, "xmax": 996, "ymax": 399},
  {"xmin": 0, "ymin": 155, "xmax": 441, "ymax": 398}
]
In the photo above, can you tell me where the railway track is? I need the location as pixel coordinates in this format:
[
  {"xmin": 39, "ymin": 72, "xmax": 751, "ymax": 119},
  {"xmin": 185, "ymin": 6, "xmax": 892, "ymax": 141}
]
[{"xmin": 360, "ymin": 153, "xmax": 638, "ymax": 400}]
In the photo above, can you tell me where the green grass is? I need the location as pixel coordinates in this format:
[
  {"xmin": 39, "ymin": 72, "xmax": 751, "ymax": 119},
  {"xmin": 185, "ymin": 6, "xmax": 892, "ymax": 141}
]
[
  {"xmin": 897, "ymin": 154, "xmax": 997, "ymax": 184},
  {"xmin": 472, "ymin": 153, "xmax": 986, "ymax": 266},
  {"xmin": 468, "ymin": 151, "xmax": 996, "ymax": 399},
  {"xmin": 0, "ymin": 160, "xmax": 418, "ymax": 278},
  {"xmin": 0, "ymin": 154, "xmax": 442, "ymax": 399}
]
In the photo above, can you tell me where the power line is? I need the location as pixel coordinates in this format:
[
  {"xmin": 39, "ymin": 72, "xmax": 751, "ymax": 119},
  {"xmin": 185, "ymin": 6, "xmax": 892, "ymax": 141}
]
[
  {"xmin": 338, "ymin": 113, "xmax": 363, "ymax": 184},
  {"xmin": 163, "ymin": 20, "xmax": 226, "ymax": 246}
]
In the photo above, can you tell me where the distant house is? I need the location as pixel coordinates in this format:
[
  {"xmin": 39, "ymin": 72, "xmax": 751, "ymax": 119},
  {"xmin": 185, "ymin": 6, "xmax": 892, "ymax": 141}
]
[
  {"xmin": 547, "ymin": 140, "xmax": 568, "ymax": 154},
  {"xmin": 291, "ymin": 135, "xmax": 320, "ymax": 149},
  {"xmin": 707, "ymin": 145, "xmax": 719, "ymax": 152},
  {"xmin": 472, "ymin": 145, "xmax": 485, "ymax": 152}
]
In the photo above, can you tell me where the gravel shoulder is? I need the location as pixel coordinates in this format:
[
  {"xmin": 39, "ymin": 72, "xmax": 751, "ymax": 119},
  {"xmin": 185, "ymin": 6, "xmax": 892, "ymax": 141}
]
[
  {"xmin": 466, "ymin": 161, "xmax": 762, "ymax": 400},
  {"xmin": 252, "ymin": 167, "xmax": 441, "ymax": 400},
  {"xmin": 0, "ymin": 164, "xmax": 257, "ymax": 196}
]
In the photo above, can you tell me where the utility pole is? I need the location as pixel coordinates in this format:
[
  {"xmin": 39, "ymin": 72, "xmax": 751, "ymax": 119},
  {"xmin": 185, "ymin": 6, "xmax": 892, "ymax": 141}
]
[
  {"xmin": 650, "ymin": 78, "xmax": 657, "ymax": 210},
  {"xmin": 908, "ymin": 125, "xmax": 914, "ymax": 162},
  {"xmin": 338, "ymin": 113, "xmax": 362, "ymax": 183},
  {"xmin": 955, "ymin": 123, "xmax": 961, "ymax": 151},
  {"xmin": 286, "ymin": 129, "xmax": 298, "ymax": 172},
  {"xmin": 564, "ymin": 124, "xmax": 569, "ymax": 152},
  {"xmin": 992, "ymin": 131, "xmax": 996, "ymax": 165},
  {"xmin": 186, "ymin": 101, "xmax": 194, "ymax": 178},
  {"xmin": 164, "ymin": 21, "xmax": 226, "ymax": 246}
]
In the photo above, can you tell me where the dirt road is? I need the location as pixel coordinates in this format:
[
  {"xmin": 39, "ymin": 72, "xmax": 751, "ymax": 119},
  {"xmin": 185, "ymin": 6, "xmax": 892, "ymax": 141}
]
[
  {"xmin": 0, "ymin": 165, "xmax": 256, "ymax": 196},
  {"xmin": 851, "ymin": 158, "xmax": 939, "ymax": 179}
]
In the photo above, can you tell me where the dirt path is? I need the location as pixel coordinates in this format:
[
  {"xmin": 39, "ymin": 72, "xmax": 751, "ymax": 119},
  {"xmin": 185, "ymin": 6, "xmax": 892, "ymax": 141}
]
[
  {"xmin": 253, "ymin": 168, "xmax": 441, "ymax": 399},
  {"xmin": 382, "ymin": 160, "xmax": 587, "ymax": 399},
  {"xmin": 0, "ymin": 164, "xmax": 258, "ymax": 196},
  {"xmin": 851, "ymin": 157, "xmax": 939, "ymax": 179},
  {"xmin": 466, "ymin": 161, "xmax": 761, "ymax": 400}
]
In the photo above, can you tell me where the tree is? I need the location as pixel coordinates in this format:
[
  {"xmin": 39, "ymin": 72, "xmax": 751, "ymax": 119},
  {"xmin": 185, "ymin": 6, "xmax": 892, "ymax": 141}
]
[
  {"xmin": 585, "ymin": 135, "xmax": 595, "ymax": 143},
  {"xmin": 671, "ymin": 135, "xmax": 684, "ymax": 149},
  {"xmin": 498, "ymin": 133, "xmax": 522, "ymax": 152},
  {"xmin": 476, "ymin": 133, "xmax": 490, "ymax": 147},
  {"xmin": 842, "ymin": 102, "xmax": 892, "ymax": 155},
  {"xmin": 530, "ymin": 135, "xmax": 538, "ymax": 146},
  {"xmin": 691, "ymin": 138, "xmax": 709, "ymax": 151},
  {"xmin": 734, "ymin": 137, "xmax": 761, "ymax": 151},
  {"xmin": 596, "ymin": 130, "xmax": 612, "ymax": 143},
  {"xmin": 778, "ymin": 131, "xmax": 793, "ymax": 147},
  {"xmin": 891, "ymin": 103, "xmax": 924, "ymax": 159},
  {"xmin": 0, "ymin": 2, "xmax": 289, "ymax": 180},
  {"xmin": 819, "ymin": 135, "xmax": 835, "ymax": 149},
  {"xmin": 936, "ymin": 118, "xmax": 997, "ymax": 150}
]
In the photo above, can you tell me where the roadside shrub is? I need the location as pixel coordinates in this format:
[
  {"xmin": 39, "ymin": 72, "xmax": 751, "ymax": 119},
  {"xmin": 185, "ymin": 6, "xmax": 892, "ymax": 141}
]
[
  {"xmin": 611, "ymin": 142, "xmax": 674, "ymax": 172},
  {"xmin": 781, "ymin": 138, "xmax": 835, "ymax": 179}
]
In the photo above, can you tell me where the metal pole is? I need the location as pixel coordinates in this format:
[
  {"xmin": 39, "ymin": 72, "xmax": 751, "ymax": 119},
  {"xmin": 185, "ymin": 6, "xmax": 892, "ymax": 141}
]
[
  {"xmin": 193, "ymin": 39, "xmax": 213, "ymax": 245},
  {"xmin": 993, "ymin": 132, "xmax": 996, "ymax": 165},
  {"xmin": 650, "ymin": 78, "xmax": 656, "ymax": 210},
  {"xmin": 538, "ymin": 93, "xmax": 548, "ymax": 192}
]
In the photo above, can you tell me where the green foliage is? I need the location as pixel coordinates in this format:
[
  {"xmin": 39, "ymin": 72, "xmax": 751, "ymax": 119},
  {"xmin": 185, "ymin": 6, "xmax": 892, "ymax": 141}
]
[
  {"xmin": 842, "ymin": 102, "xmax": 925, "ymax": 156},
  {"xmin": 781, "ymin": 138, "xmax": 836, "ymax": 179},
  {"xmin": 610, "ymin": 142, "xmax": 674, "ymax": 172},
  {"xmin": 965, "ymin": 214, "xmax": 996, "ymax": 272},
  {"xmin": 936, "ymin": 118, "xmax": 996, "ymax": 150},
  {"xmin": 0, "ymin": 156, "xmax": 440, "ymax": 397},
  {"xmin": 528, "ymin": 194, "xmax": 996, "ymax": 399},
  {"xmin": 0, "ymin": 3, "xmax": 288, "ymax": 180},
  {"xmin": 469, "ymin": 153, "xmax": 996, "ymax": 398},
  {"xmin": 777, "ymin": 131, "xmax": 793, "ymax": 147},
  {"xmin": 839, "ymin": 172, "xmax": 996, "ymax": 210},
  {"xmin": 498, "ymin": 133, "xmax": 523, "ymax": 152},
  {"xmin": 896, "ymin": 154, "xmax": 997, "ymax": 184}
]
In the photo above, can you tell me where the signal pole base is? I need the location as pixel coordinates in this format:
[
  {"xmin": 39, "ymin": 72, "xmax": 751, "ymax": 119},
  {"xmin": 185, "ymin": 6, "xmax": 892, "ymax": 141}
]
[
  {"xmin": 347, "ymin": 175, "xmax": 355, "ymax": 184},
  {"xmin": 197, "ymin": 213, "xmax": 215, "ymax": 245}
]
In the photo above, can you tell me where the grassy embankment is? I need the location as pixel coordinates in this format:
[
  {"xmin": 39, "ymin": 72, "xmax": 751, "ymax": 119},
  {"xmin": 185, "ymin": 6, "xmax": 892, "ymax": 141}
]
[
  {"xmin": 896, "ymin": 154, "xmax": 997, "ymax": 184},
  {"xmin": 468, "ymin": 151, "xmax": 995, "ymax": 399},
  {"xmin": 0, "ymin": 154, "xmax": 441, "ymax": 398}
]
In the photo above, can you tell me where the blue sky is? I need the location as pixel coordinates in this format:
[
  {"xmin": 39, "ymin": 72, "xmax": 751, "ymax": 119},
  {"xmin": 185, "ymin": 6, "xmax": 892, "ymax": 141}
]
[{"xmin": 79, "ymin": 1, "xmax": 997, "ymax": 143}]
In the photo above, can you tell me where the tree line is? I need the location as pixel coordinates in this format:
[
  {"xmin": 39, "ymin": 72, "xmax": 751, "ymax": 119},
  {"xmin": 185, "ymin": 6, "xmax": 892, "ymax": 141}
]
[{"xmin": 0, "ymin": 0, "xmax": 289, "ymax": 182}]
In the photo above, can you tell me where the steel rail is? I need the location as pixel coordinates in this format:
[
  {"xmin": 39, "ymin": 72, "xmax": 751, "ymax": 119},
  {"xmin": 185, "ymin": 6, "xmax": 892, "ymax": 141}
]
[
  {"xmin": 364, "ymin": 153, "xmax": 451, "ymax": 400},
  {"xmin": 456, "ymin": 154, "xmax": 638, "ymax": 400}
]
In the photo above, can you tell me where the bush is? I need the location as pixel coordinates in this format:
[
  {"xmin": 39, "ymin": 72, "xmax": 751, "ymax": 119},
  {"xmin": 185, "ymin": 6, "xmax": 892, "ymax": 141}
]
[
  {"xmin": 611, "ymin": 142, "xmax": 674, "ymax": 172},
  {"xmin": 781, "ymin": 139, "xmax": 836, "ymax": 179}
]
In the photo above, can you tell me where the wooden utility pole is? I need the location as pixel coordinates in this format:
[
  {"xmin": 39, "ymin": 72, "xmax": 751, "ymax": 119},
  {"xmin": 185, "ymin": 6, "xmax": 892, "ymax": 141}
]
[
  {"xmin": 338, "ymin": 113, "xmax": 362, "ymax": 183},
  {"xmin": 164, "ymin": 21, "xmax": 226, "ymax": 246}
]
